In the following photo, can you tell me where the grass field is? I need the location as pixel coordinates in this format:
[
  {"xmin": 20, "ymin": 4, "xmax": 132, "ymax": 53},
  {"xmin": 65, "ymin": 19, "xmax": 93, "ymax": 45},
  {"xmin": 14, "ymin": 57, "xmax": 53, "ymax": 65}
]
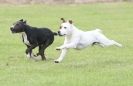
[{"xmin": 0, "ymin": 2, "xmax": 133, "ymax": 86}]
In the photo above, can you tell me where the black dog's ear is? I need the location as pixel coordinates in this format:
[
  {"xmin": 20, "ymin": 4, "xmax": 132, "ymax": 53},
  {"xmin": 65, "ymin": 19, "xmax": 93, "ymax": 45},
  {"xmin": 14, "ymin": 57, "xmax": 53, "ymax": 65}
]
[
  {"xmin": 23, "ymin": 20, "xmax": 27, "ymax": 24},
  {"xmin": 69, "ymin": 20, "xmax": 73, "ymax": 24},
  {"xmin": 20, "ymin": 19, "xmax": 23, "ymax": 22},
  {"xmin": 61, "ymin": 18, "xmax": 66, "ymax": 23}
]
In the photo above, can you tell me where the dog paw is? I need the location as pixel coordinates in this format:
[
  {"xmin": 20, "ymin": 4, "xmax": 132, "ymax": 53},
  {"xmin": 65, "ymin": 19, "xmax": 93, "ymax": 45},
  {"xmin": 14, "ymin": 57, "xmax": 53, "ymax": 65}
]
[
  {"xmin": 32, "ymin": 55, "xmax": 42, "ymax": 61},
  {"xmin": 26, "ymin": 54, "xmax": 31, "ymax": 58},
  {"xmin": 34, "ymin": 53, "xmax": 39, "ymax": 57},
  {"xmin": 54, "ymin": 60, "xmax": 60, "ymax": 63},
  {"xmin": 56, "ymin": 47, "xmax": 61, "ymax": 51}
]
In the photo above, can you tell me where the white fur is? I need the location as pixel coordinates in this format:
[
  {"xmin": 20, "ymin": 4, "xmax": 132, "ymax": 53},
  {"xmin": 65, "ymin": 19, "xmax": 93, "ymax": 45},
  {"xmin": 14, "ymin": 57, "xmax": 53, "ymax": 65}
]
[
  {"xmin": 55, "ymin": 21, "xmax": 122, "ymax": 63},
  {"xmin": 26, "ymin": 53, "xmax": 31, "ymax": 59},
  {"xmin": 21, "ymin": 32, "xmax": 31, "ymax": 46}
]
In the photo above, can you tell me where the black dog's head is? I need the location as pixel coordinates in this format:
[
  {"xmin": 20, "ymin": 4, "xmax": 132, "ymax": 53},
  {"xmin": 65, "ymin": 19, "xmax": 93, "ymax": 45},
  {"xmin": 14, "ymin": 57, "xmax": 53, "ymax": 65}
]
[{"xmin": 10, "ymin": 19, "xmax": 27, "ymax": 33}]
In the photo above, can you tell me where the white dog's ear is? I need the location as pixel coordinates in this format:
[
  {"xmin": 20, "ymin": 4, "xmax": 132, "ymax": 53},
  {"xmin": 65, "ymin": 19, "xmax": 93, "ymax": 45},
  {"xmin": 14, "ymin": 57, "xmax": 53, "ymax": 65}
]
[
  {"xmin": 61, "ymin": 18, "xmax": 66, "ymax": 23},
  {"xmin": 69, "ymin": 20, "xmax": 73, "ymax": 24}
]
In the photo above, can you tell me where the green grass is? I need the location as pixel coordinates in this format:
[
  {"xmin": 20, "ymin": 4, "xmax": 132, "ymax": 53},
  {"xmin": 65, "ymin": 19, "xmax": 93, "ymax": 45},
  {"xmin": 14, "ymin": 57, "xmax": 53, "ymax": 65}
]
[{"xmin": 0, "ymin": 2, "xmax": 133, "ymax": 86}]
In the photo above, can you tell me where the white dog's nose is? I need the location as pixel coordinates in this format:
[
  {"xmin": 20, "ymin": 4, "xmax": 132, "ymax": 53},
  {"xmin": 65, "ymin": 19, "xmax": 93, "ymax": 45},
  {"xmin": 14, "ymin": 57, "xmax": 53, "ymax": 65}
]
[{"xmin": 58, "ymin": 31, "xmax": 60, "ymax": 34}]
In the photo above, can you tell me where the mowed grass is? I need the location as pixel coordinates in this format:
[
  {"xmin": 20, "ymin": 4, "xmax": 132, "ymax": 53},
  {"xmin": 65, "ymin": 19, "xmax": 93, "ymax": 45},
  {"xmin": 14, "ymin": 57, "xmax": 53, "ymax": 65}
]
[{"xmin": 0, "ymin": 2, "xmax": 133, "ymax": 86}]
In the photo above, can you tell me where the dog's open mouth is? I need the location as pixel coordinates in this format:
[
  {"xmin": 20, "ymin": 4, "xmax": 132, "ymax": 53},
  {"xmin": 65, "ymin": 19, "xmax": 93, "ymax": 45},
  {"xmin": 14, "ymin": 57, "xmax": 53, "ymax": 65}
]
[
  {"xmin": 10, "ymin": 28, "xmax": 15, "ymax": 33},
  {"xmin": 57, "ymin": 31, "xmax": 66, "ymax": 36},
  {"xmin": 58, "ymin": 33, "xmax": 66, "ymax": 36},
  {"xmin": 59, "ymin": 34, "xmax": 65, "ymax": 36},
  {"xmin": 10, "ymin": 28, "xmax": 20, "ymax": 34}
]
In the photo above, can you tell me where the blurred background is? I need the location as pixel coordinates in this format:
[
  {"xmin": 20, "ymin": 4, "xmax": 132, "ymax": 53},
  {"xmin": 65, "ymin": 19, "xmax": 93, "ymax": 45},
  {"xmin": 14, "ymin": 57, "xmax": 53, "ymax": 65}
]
[{"xmin": 0, "ymin": 0, "xmax": 133, "ymax": 4}]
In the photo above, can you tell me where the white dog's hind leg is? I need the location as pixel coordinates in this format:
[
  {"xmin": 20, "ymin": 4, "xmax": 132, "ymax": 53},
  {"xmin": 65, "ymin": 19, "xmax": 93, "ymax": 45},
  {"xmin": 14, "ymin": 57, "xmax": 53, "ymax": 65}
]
[
  {"xmin": 55, "ymin": 49, "xmax": 67, "ymax": 63},
  {"xmin": 101, "ymin": 40, "xmax": 122, "ymax": 47},
  {"xmin": 96, "ymin": 33, "xmax": 122, "ymax": 47},
  {"xmin": 111, "ymin": 40, "xmax": 122, "ymax": 47}
]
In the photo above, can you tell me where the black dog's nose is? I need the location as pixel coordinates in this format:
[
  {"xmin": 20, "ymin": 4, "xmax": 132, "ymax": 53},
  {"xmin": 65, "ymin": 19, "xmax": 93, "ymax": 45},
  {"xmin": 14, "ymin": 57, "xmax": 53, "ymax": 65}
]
[
  {"xmin": 58, "ymin": 31, "xmax": 60, "ymax": 34},
  {"xmin": 10, "ymin": 27, "xmax": 13, "ymax": 30}
]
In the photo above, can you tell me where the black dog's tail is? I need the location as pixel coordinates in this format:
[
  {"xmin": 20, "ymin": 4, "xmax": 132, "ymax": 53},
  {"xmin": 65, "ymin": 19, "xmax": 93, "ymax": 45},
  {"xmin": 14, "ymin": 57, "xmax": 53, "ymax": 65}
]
[{"xmin": 53, "ymin": 32, "xmax": 58, "ymax": 36}]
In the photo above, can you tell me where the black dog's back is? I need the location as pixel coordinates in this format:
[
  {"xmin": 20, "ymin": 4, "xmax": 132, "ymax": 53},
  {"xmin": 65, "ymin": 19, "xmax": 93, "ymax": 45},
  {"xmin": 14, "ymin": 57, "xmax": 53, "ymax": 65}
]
[{"xmin": 26, "ymin": 27, "xmax": 56, "ymax": 46}]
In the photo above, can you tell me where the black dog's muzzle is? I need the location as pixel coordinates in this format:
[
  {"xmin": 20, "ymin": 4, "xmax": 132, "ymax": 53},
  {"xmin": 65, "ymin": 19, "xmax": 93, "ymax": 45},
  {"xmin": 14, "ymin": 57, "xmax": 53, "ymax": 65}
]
[{"xmin": 10, "ymin": 27, "xmax": 16, "ymax": 33}]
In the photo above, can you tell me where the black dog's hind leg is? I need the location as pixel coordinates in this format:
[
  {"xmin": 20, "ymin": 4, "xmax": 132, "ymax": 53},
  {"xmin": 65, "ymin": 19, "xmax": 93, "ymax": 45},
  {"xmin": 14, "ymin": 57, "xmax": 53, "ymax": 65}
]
[
  {"xmin": 35, "ymin": 45, "xmax": 48, "ymax": 60},
  {"xmin": 38, "ymin": 45, "xmax": 46, "ymax": 60},
  {"xmin": 39, "ymin": 41, "xmax": 52, "ymax": 61}
]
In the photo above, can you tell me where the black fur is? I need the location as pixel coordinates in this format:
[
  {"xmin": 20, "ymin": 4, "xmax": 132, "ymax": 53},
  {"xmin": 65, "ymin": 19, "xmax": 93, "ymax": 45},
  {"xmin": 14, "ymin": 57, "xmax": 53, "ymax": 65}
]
[{"xmin": 10, "ymin": 19, "xmax": 57, "ymax": 60}]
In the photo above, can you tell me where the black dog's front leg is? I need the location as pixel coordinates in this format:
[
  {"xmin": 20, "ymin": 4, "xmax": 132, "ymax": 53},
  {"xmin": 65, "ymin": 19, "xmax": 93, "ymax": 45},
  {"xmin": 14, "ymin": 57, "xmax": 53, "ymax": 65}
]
[
  {"xmin": 25, "ymin": 45, "xmax": 33, "ymax": 58},
  {"xmin": 25, "ymin": 44, "xmax": 37, "ymax": 58}
]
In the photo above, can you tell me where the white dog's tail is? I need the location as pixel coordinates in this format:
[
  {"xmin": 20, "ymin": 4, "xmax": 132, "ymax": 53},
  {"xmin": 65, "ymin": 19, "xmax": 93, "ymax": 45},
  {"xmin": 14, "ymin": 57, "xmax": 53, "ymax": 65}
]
[{"xmin": 95, "ymin": 29, "xmax": 102, "ymax": 33}]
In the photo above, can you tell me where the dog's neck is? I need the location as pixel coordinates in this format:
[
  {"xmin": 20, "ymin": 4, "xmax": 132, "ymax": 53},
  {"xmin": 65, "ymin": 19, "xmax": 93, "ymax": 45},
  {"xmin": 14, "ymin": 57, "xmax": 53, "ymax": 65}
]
[
  {"xmin": 71, "ymin": 24, "xmax": 81, "ymax": 33},
  {"xmin": 23, "ymin": 25, "xmax": 32, "ymax": 35}
]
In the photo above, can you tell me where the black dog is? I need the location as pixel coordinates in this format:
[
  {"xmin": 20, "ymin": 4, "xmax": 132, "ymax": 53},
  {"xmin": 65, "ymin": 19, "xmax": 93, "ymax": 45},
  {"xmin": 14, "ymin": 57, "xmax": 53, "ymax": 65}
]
[{"xmin": 10, "ymin": 19, "xmax": 57, "ymax": 60}]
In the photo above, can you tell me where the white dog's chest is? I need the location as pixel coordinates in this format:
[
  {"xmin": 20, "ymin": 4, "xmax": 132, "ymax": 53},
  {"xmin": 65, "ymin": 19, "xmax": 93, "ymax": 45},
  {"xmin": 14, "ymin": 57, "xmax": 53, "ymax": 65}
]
[
  {"xmin": 21, "ymin": 32, "xmax": 31, "ymax": 46},
  {"xmin": 75, "ymin": 43, "xmax": 85, "ymax": 49},
  {"xmin": 76, "ymin": 41, "xmax": 91, "ymax": 49}
]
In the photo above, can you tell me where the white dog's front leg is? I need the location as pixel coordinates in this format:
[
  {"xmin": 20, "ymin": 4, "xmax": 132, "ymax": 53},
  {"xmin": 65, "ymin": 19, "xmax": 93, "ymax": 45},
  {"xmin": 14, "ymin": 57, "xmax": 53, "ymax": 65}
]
[
  {"xmin": 55, "ymin": 49, "xmax": 67, "ymax": 63},
  {"xmin": 65, "ymin": 43, "xmax": 77, "ymax": 48},
  {"xmin": 56, "ymin": 45, "xmax": 65, "ymax": 50},
  {"xmin": 56, "ymin": 43, "xmax": 77, "ymax": 50}
]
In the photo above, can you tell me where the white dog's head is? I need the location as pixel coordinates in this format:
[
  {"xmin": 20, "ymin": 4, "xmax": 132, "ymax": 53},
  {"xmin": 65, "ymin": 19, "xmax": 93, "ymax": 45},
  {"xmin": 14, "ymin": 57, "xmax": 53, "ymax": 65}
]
[{"xmin": 58, "ymin": 18, "xmax": 73, "ymax": 36}]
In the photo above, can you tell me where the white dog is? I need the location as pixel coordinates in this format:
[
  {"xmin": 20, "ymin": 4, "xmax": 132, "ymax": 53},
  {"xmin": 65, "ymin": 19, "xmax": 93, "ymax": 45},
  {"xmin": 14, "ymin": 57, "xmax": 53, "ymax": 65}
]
[{"xmin": 55, "ymin": 18, "xmax": 122, "ymax": 63}]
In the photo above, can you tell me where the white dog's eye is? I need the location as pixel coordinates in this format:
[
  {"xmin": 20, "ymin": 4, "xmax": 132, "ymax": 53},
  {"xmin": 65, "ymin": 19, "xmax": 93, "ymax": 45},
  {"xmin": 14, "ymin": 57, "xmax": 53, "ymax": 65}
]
[{"xmin": 64, "ymin": 27, "xmax": 67, "ymax": 29}]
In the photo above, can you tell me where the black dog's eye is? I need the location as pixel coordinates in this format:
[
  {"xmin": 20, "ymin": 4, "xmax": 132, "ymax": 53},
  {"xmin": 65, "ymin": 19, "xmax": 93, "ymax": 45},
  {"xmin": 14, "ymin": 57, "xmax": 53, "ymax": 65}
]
[{"xmin": 64, "ymin": 27, "xmax": 67, "ymax": 29}]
